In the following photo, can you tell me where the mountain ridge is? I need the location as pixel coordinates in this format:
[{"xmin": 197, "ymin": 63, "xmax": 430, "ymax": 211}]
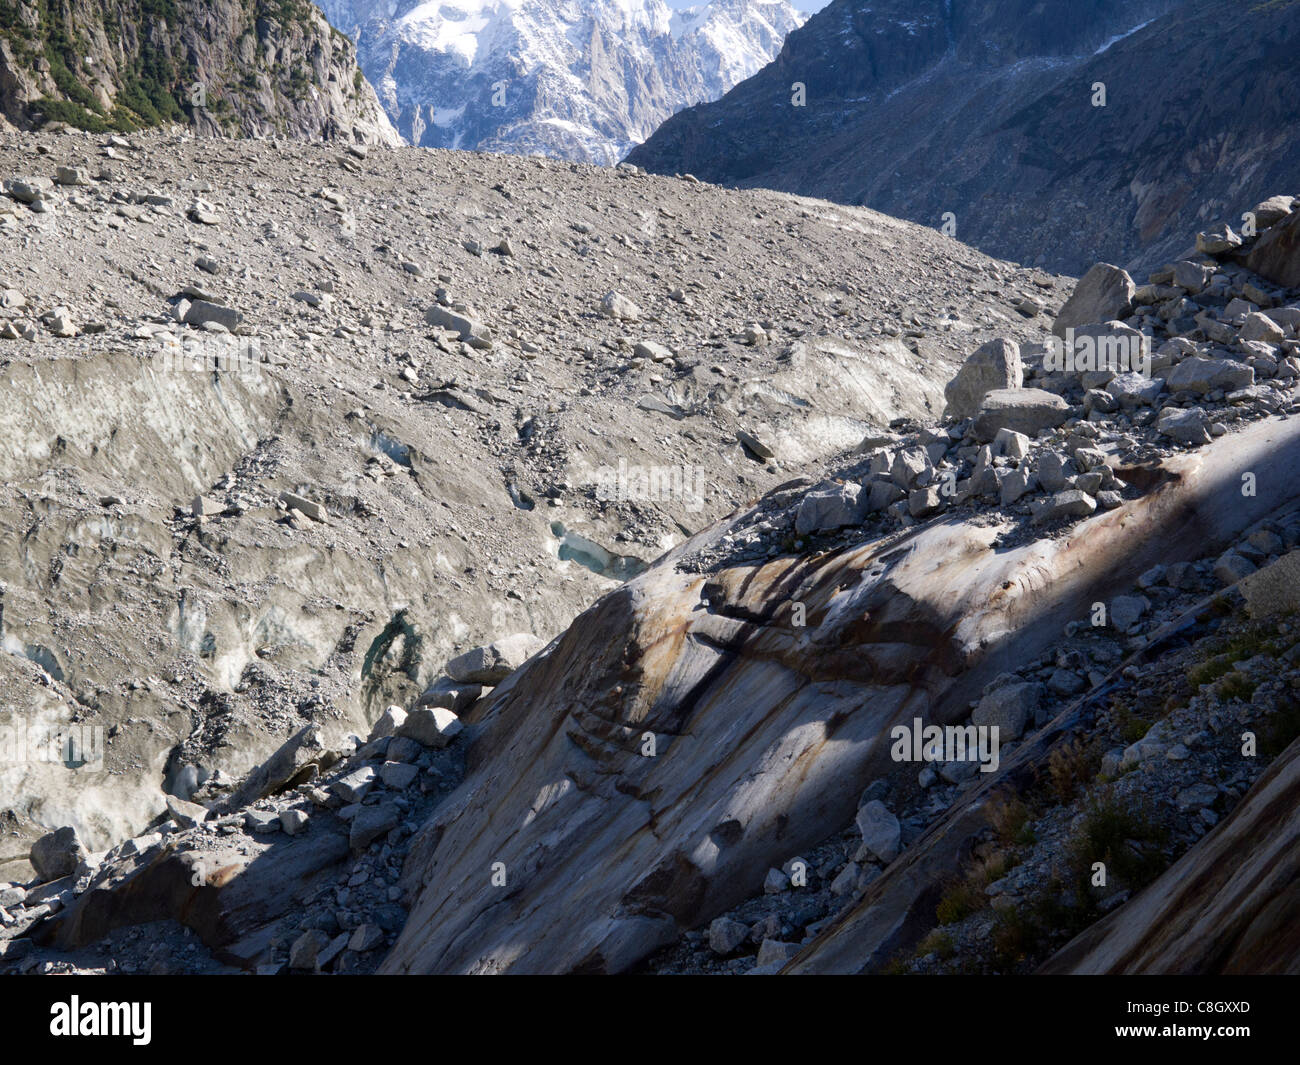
[
  {"xmin": 627, "ymin": 0, "xmax": 1300, "ymax": 275},
  {"xmin": 319, "ymin": 0, "xmax": 804, "ymax": 163}
]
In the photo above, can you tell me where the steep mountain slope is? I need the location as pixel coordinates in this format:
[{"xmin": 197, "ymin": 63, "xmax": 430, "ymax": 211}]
[
  {"xmin": 318, "ymin": 0, "xmax": 803, "ymax": 163},
  {"xmin": 0, "ymin": 0, "xmax": 400, "ymax": 143},
  {"xmin": 628, "ymin": 0, "xmax": 1300, "ymax": 275}
]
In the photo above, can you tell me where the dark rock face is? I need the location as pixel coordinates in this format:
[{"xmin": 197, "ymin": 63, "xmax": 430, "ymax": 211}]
[
  {"xmin": 1244, "ymin": 210, "xmax": 1300, "ymax": 290},
  {"xmin": 0, "ymin": 0, "xmax": 398, "ymax": 143},
  {"xmin": 628, "ymin": 0, "xmax": 1300, "ymax": 274}
]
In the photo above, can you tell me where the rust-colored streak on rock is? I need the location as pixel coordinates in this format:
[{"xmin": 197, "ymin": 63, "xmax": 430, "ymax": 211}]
[{"xmin": 383, "ymin": 415, "xmax": 1300, "ymax": 975}]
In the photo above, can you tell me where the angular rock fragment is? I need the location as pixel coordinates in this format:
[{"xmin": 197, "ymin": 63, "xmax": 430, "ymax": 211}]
[
  {"xmin": 396, "ymin": 707, "xmax": 463, "ymax": 749},
  {"xmin": 1166, "ymin": 357, "xmax": 1254, "ymax": 395},
  {"xmin": 1031, "ymin": 489, "xmax": 1097, "ymax": 524},
  {"xmin": 30, "ymin": 827, "xmax": 87, "ymax": 883},
  {"xmin": 445, "ymin": 633, "xmax": 544, "ymax": 685},
  {"xmin": 350, "ymin": 803, "xmax": 400, "ymax": 850},
  {"xmin": 973, "ymin": 389, "xmax": 1069, "ymax": 442},
  {"xmin": 598, "ymin": 291, "xmax": 640, "ymax": 320},
  {"xmin": 425, "ymin": 304, "xmax": 492, "ymax": 347},
  {"xmin": 182, "ymin": 299, "xmax": 242, "ymax": 331},
  {"xmin": 1156, "ymin": 406, "xmax": 1212, "ymax": 446},
  {"xmin": 972, "ymin": 681, "xmax": 1042, "ymax": 740},
  {"xmin": 943, "ymin": 337, "xmax": 1022, "ymax": 419},
  {"xmin": 707, "ymin": 916, "xmax": 749, "ymax": 955},
  {"xmin": 854, "ymin": 800, "xmax": 900, "ymax": 863},
  {"xmin": 1244, "ymin": 209, "xmax": 1300, "ymax": 288},
  {"xmin": 795, "ymin": 482, "xmax": 867, "ymax": 535},
  {"xmin": 1052, "ymin": 263, "xmax": 1135, "ymax": 336}
]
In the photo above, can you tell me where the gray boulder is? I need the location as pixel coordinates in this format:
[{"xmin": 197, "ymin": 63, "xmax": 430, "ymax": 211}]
[
  {"xmin": 244, "ymin": 809, "xmax": 281, "ymax": 834},
  {"xmin": 182, "ymin": 299, "xmax": 242, "ymax": 331},
  {"xmin": 598, "ymin": 291, "xmax": 641, "ymax": 320},
  {"xmin": 1110, "ymin": 595, "xmax": 1150, "ymax": 633},
  {"xmin": 1240, "ymin": 551, "xmax": 1300, "ymax": 617},
  {"xmin": 350, "ymin": 923, "xmax": 385, "ymax": 952},
  {"xmin": 350, "ymin": 802, "xmax": 401, "ymax": 850},
  {"xmin": 973, "ymin": 388, "xmax": 1070, "ymax": 442},
  {"xmin": 1239, "ymin": 312, "xmax": 1285, "ymax": 344},
  {"xmin": 867, "ymin": 479, "xmax": 904, "ymax": 512},
  {"xmin": 889, "ymin": 447, "xmax": 933, "ymax": 490},
  {"xmin": 972, "ymin": 681, "xmax": 1043, "ymax": 740},
  {"xmin": 54, "ymin": 166, "xmax": 88, "ymax": 186},
  {"xmin": 165, "ymin": 795, "xmax": 209, "ymax": 829},
  {"xmin": 1036, "ymin": 451, "xmax": 1073, "ymax": 492},
  {"xmin": 1106, "ymin": 372, "xmax": 1164, "ymax": 408},
  {"xmin": 1173, "ymin": 260, "xmax": 1215, "ymax": 295},
  {"xmin": 1156, "ymin": 406, "xmax": 1212, "ymax": 446},
  {"xmin": 280, "ymin": 809, "xmax": 309, "ymax": 836},
  {"xmin": 1244, "ymin": 208, "xmax": 1300, "ymax": 289},
  {"xmin": 1070, "ymin": 321, "xmax": 1147, "ymax": 386},
  {"xmin": 1196, "ymin": 225, "xmax": 1241, "ymax": 256},
  {"xmin": 999, "ymin": 467, "xmax": 1035, "ymax": 506},
  {"xmin": 290, "ymin": 929, "xmax": 330, "ymax": 971},
  {"xmin": 415, "ymin": 679, "xmax": 483, "ymax": 713},
  {"xmin": 425, "ymin": 305, "xmax": 493, "ymax": 347},
  {"xmin": 908, "ymin": 485, "xmax": 944, "ymax": 519},
  {"xmin": 5, "ymin": 176, "xmax": 54, "ymax": 204},
  {"xmin": 381, "ymin": 761, "xmax": 419, "ymax": 789},
  {"xmin": 993, "ymin": 427, "xmax": 1030, "ymax": 460},
  {"xmin": 330, "ymin": 766, "xmax": 377, "ymax": 803},
  {"xmin": 707, "ymin": 917, "xmax": 750, "ymax": 955},
  {"xmin": 1052, "ymin": 263, "xmax": 1135, "ymax": 336},
  {"xmin": 1213, "ymin": 551, "xmax": 1257, "ymax": 587},
  {"xmin": 396, "ymin": 706, "xmax": 464, "ymax": 749},
  {"xmin": 1250, "ymin": 194, "xmax": 1296, "ymax": 228},
  {"xmin": 1031, "ymin": 489, "xmax": 1097, "ymax": 524},
  {"xmin": 368, "ymin": 705, "xmax": 407, "ymax": 741},
  {"xmin": 855, "ymin": 800, "xmax": 901, "ymax": 863},
  {"xmin": 30, "ymin": 826, "xmax": 87, "ymax": 882},
  {"xmin": 1166, "ymin": 357, "xmax": 1254, "ymax": 394},
  {"xmin": 755, "ymin": 939, "xmax": 801, "ymax": 968},
  {"xmin": 943, "ymin": 338, "xmax": 1022, "ymax": 419},
  {"xmin": 795, "ymin": 482, "xmax": 867, "ymax": 536},
  {"xmin": 446, "ymin": 633, "xmax": 545, "ymax": 685}
]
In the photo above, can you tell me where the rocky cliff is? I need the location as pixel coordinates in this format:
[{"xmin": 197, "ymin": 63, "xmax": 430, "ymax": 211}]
[
  {"xmin": 0, "ymin": 0, "xmax": 399, "ymax": 143},
  {"xmin": 627, "ymin": 0, "xmax": 1300, "ymax": 276}
]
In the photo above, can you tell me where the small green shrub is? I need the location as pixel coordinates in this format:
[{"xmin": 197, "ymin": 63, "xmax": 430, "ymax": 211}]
[
  {"xmin": 1067, "ymin": 791, "xmax": 1169, "ymax": 899},
  {"xmin": 34, "ymin": 97, "xmax": 109, "ymax": 131}
]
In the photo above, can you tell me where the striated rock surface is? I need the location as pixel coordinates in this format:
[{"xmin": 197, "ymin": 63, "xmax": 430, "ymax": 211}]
[
  {"xmin": 383, "ymin": 412, "xmax": 1300, "ymax": 973},
  {"xmin": 3, "ymin": 122, "xmax": 1300, "ymax": 978}
]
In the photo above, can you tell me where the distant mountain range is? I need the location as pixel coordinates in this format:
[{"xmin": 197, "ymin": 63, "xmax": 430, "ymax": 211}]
[
  {"xmin": 318, "ymin": 0, "xmax": 805, "ymax": 164},
  {"xmin": 628, "ymin": 0, "xmax": 1300, "ymax": 275}
]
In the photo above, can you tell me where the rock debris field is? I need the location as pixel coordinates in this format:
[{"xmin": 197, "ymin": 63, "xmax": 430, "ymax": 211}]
[{"xmin": 1, "ymin": 128, "xmax": 1299, "ymax": 975}]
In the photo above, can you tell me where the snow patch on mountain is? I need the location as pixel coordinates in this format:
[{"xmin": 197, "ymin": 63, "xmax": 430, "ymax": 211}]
[{"xmin": 320, "ymin": 0, "xmax": 805, "ymax": 164}]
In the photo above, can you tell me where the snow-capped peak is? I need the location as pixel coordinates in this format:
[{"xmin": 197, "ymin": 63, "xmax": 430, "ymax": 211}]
[{"xmin": 321, "ymin": 0, "xmax": 807, "ymax": 164}]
